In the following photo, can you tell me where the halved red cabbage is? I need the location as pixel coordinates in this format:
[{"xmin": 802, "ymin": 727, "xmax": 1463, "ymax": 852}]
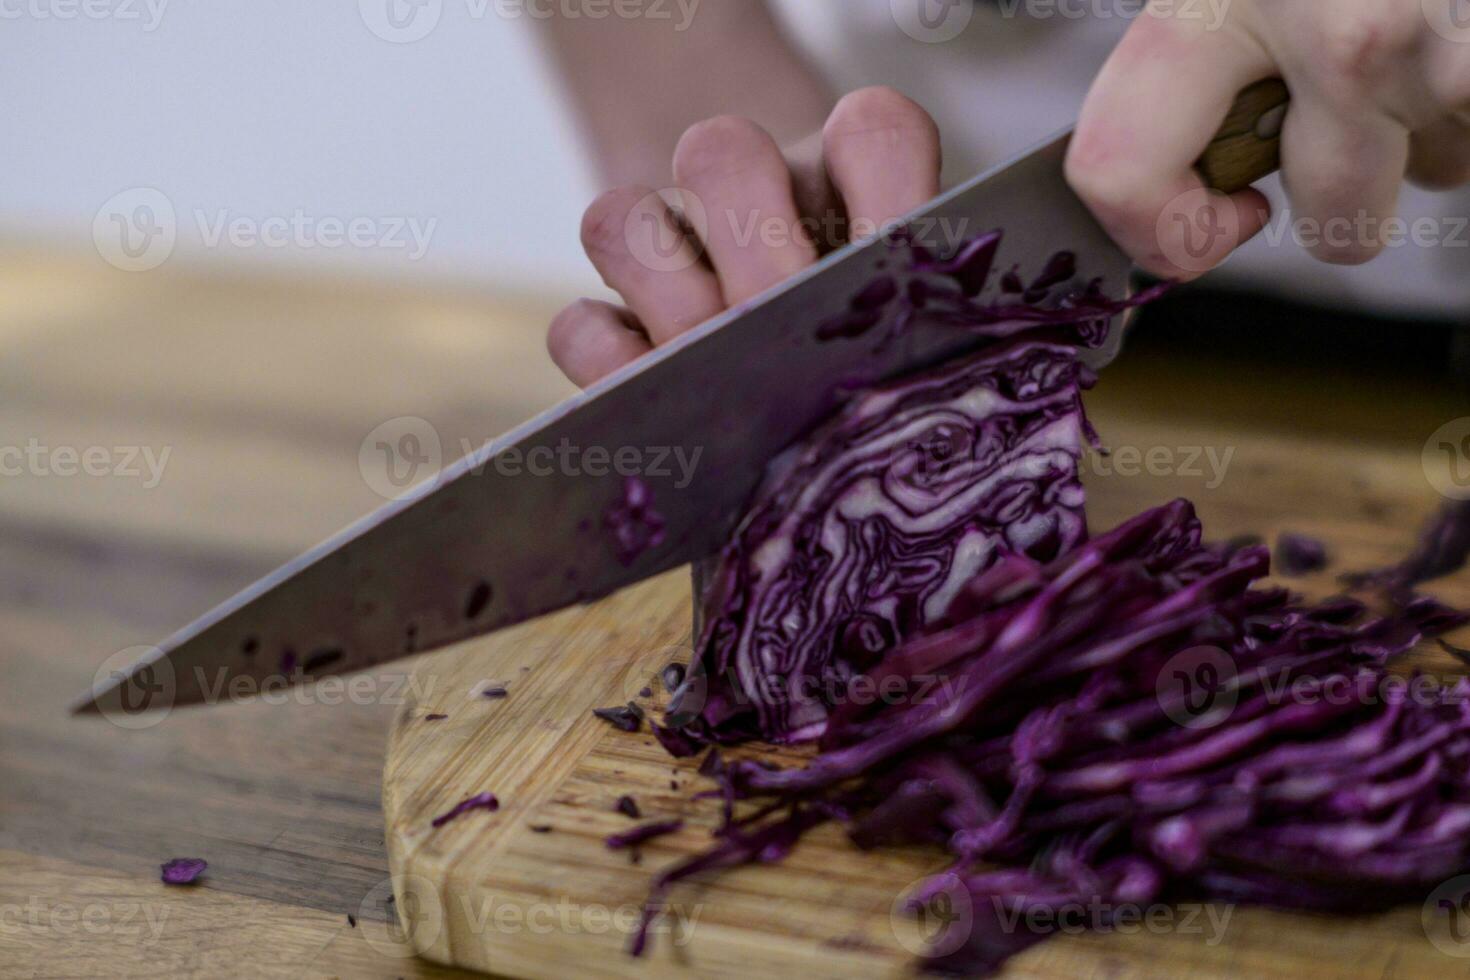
[{"xmin": 684, "ymin": 338, "xmax": 1096, "ymax": 744}]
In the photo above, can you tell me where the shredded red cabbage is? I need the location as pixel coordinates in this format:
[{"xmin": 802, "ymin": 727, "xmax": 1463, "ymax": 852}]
[
  {"xmin": 593, "ymin": 704, "xmax": 643, "ymax": 733},
  {"xmin": 431, "ymin": 792, "xmax": 499, "ymax": 828},
  {"xmin": 606, "ymin": 819, "xmax": 684, "ymax": 850},
  {"xmin": 160, "ymin": 858, "xmax": 207, "ymax": 885},
  {"xmin": 615, "ymin": 233, "xmax": 1470, "ymax": 974},
  {"xmin": 1274, "ymin": 533, "xmax": 1329, "ymax": 577},
  {"xmin": 1346, "ymin": 499, "xmax": 1470, "ymax": 597}
]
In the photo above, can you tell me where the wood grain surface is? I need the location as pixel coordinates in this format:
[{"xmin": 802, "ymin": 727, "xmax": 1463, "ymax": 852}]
[{"xmin": 2, "ymin": 244, "xmax": 1468, "ymax": 978}]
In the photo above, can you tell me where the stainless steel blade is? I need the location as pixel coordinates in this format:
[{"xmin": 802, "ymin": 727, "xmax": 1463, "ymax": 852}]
[{"xmin": 75, "ymin": 125, "xmax": 1134, "ymax": 717}]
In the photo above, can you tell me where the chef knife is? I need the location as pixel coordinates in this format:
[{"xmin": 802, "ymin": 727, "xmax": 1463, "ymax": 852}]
[{"xmin": 75, "ymin": 81, "xmax": 1289, "ymax": 717}]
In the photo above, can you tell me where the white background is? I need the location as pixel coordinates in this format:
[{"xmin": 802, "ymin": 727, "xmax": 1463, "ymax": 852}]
[{"xmin": 3, "ymin": 1, "xmax": 602, "ymax": 292}]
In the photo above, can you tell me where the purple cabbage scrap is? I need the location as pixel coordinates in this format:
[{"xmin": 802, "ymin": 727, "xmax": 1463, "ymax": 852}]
[
  {"xmin": 1346, "ymin": 499, "xmax": 1470, "ymax": 597},
  {"xmin": 160, "ymin": 858, "xmax": 207, "ymax": 885},
  {"xmin": 1274, "ymin": 532, "xmax": 1329, "ymax": 577},
  {"xmin": 431, "ymin": 792, "xmax": 499, "ymax": 829}
]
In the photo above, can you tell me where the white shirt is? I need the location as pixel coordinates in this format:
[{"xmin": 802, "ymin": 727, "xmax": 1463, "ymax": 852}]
[{"xmin": 772, "ymin": 0, "xmax": 1470, "ymax": 317}]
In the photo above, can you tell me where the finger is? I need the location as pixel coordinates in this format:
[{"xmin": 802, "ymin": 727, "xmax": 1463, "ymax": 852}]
[
  {"xmin": 1408, "ymin": 113, "xmax": 1470, "ymax": 191},
  {"xmin": 546, "ymin": 299, "xmax": 653, "ymax": 388},
  {"xmin": 579, "ymin": 186, "xmax": 726, "ymax": 345},
  {"xmin": 1278, "ymin": 93, "xmax": 1409, "ymax": 264},
  {"xmin": 822, "ymin": 86, "xmax": 942, "ymax": 242},
  {"xmin": 1065, "ymin": 10, "xmax": 1275, "ymax": 278},
  {"xmin": 673, "ymin": 116, "xmax": 819, "ymax": 306}
]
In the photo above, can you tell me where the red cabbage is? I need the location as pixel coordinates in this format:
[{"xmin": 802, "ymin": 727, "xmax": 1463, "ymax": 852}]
[
  {"xmin": 160, "ymin": 858, "xmax": 207, "ymax": 885},
  {"xmin": 606, "ymin": 819, "xmax": 684, "ymax": 850},
  {"xmin": 431, "ymin": 791, "xmax": 499, "ymax": 828},
  {"xmin": 616, "ymin": 795, "xmax": 642, "ymax": 819},
  {"xmin": 1274, "ymin": 533, "xmax": 1329, "ymax": 577},
  {"xmin": 1346, "ymin": 499, "xmax": 1470, "ymax": 596},
  {"xmin": 615, "ymin": 240, "xmax": 1470, "ymax": 971},
  {"xmin": 683, "ymin": 338, "xmax": 1096, "ymax": 744},
  {"xmin": 593, "ymin": 704, "xmax": 643, "ymax": 733}
]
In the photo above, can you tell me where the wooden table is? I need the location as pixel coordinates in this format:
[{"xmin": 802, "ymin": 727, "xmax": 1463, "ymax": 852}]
[{"xmin": 1, "ymin": 247, "xmax": 1466, "ymax": 978}]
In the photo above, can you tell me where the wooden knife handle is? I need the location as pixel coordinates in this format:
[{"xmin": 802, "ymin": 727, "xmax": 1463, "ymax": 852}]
[{"xmin": 1195, "ymin": 78, "xmax": 1290, "ymax": 194}]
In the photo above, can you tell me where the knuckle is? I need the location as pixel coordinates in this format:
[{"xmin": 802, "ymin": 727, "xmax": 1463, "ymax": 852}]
[
  {"xmin": 1065, "ymin": 145, "xmax": 1149, "ymax": 229},
  {"xmin": 1315, "ymin": 12, "xmax": 1415, "ymax": 85},
  {"xmin": 580, "ymin": 186, "xmax": 653, "ymax": 257},
  {"xmin": 672, "ymin": 115, "xmax": 777, "ymax": 182}
]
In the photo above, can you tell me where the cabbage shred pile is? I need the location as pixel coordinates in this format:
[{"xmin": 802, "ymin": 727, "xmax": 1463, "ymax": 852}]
[{"xmin": 627, "ymin": 233, "xmax": 1470, "ymax": 974}]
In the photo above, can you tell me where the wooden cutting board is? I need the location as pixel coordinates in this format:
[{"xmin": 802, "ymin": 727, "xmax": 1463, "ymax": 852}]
[{"xmin": 382, "ymin": 395, "xmax": 1470, "ymax": 979}]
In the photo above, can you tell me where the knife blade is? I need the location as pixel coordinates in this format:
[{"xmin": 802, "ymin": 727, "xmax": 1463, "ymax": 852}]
[{"xmin": 76, "ymin": 82, "xmax": 1288, "ymax": 717}]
